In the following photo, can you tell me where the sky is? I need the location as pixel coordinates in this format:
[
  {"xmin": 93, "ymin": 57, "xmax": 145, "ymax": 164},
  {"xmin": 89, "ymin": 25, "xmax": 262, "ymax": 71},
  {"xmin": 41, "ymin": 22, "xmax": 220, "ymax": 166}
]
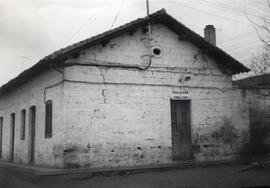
[{"xmin": 0, "ymin": 0, "xmax": 269, "ymax": 86}]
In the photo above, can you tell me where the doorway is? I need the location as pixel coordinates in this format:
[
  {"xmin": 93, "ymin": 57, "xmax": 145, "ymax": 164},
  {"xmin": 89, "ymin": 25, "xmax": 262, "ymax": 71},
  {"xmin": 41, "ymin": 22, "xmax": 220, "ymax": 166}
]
[
  {"xmin": 10, "ymin": 113, "xmax": 15, "ymax": 161},
  {"xmin": 29, "ymin": 106, "xmax": 36, "ymax": 164},
  {"xmin": 0, "ymin": 117, "xmax": 3, "ymax": 158},
  {"xmin": 170, "ymin": 100, "xmax": 192, "ymax": 160}
]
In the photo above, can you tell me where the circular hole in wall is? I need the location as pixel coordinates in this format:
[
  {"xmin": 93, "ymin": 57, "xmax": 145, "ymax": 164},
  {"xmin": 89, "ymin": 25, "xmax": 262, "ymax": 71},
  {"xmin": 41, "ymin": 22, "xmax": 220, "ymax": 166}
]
[{"xmin": 153, "ymin": 48, "xmax": 161, "ymax": 56}]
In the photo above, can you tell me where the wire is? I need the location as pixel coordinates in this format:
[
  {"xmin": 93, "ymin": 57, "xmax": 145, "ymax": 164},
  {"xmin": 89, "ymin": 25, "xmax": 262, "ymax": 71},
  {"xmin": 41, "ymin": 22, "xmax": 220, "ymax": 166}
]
[
  {"xmin": 110, "ymin": 0, "xmax": 126, "ymax": 29},
  {"xmin": 201, "ymin": 0, "xmax": 270, "ymax": 21},
  {"xmin": 249, "ymin": 0, "xmax": 270, "ymax": 9},
  {"xmin": 199, "ymin": 1, "xmax": 268, "ymax": 46},
  {"xmin": 222, "ymin": 37, "xmax": 259, "ymax": 48},
  {"xmin": 64, "ymin": 0, "xmax": 106, "ymax": 46},
  {"xmin": 218, "ymin": 30, "xmax": 256, "ymax": 45},
  {"xmin": 223, "ymin": 38, "xmax": 264, "ymax": 49},
  {"xmin": 243, "ymin": 2, "xmax": 270, "ymax": 17},
  {"xmin": 226, "ymin": 44, "xmax": 264, "ymax": 55},
  {"xmin": 168, "ymin": 0, "xmax": 253, "ymax": 26},
  {"xmin": 240, "ymin": 51, "xmax": 269, "ymax": 62}
]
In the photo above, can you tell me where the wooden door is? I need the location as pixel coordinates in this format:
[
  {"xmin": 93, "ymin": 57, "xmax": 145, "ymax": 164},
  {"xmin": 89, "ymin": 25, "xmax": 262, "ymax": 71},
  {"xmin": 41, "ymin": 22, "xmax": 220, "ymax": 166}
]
[
  {"xmin": 29, "ymin": 106, "xmax": 36, "ymax": 164},
  {"xmin": 171, "ymin": 100, "xmax": 192, "ymax": 160},
  {"xmin": 0, "ymin": 117, "xmax": 3, "ymax": 158},
  {"xmin": 10, "ymin": 113, "xmax": 15, "ymax": 161}
]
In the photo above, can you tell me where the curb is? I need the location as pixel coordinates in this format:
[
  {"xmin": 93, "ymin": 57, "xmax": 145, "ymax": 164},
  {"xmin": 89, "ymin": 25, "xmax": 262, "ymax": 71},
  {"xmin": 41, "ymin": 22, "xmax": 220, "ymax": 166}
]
[{"xmin": 0, "ymin": 160, "xmax": 244, "ymax": 179}]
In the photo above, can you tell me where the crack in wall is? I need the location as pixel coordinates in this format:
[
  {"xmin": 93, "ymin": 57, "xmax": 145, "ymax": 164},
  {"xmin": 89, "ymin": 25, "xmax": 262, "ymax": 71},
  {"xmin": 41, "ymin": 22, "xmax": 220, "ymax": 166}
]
[
  {"xmin": 101, "ymin": 89, "xmax": 106, "ymax": 104},
  {"xmin": 89, "ymin": 68, "xmax": 108, "ymax": 149},
  {"xmin": 100, "ymin": 69, "xmax": 107, "ymax": 104}
]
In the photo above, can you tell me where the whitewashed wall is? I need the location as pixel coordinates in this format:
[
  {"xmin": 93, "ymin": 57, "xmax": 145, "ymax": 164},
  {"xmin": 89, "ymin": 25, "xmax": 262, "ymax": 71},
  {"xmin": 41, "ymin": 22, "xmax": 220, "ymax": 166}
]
[{"xmin": 59, "ymin": 24, "xmax": 249, "ymax": 168}]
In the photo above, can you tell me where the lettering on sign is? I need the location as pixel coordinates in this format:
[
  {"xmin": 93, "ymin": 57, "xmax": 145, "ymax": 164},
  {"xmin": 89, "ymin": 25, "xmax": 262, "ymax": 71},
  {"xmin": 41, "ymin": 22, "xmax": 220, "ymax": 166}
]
[{"xmin": 171, "ymin": 89, "xmax": 190, "ymax": 100}]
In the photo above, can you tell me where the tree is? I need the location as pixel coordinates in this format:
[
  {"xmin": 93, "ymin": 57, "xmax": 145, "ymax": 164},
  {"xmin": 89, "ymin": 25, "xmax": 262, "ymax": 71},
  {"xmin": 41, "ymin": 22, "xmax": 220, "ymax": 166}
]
[
  {"xmin": 249, "ymin": 46, "xmax": 270, "ymax": 75},
  {"xmin": 246, "ymin": 0, "xmax": 270, "ymax": 75}
]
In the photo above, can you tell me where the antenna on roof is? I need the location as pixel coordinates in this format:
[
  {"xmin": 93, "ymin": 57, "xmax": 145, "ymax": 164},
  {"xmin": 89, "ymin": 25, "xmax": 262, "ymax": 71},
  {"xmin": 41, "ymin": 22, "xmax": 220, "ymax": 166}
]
[
  {"xmin": 146, "ymin": 0, "xmax": 150, "ymax": 17},
  {"xmin": 16, "ymin": 56, "xmax": 29, "ymax": 71}
]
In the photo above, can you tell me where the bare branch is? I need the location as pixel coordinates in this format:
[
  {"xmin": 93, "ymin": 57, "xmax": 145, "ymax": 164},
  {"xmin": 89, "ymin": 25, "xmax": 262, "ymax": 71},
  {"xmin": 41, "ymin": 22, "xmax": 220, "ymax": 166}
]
[
  {"xmin": 261, "ymin": 18, "xmax": 270, "ymax": 33},
  {"xmin": 262, "ymin": 17, "xmax": 270, "ymax": 25},
  {"xmin": 253, "ymin": 26, "xmax": 270, "ymax": 48},
  {"xmin": 245, "ymin": 0, "xmax": 270, "ymax": 75},
  {"xmin": 244, "ymin": 2, "xmax": 270, "ymax": 47}
]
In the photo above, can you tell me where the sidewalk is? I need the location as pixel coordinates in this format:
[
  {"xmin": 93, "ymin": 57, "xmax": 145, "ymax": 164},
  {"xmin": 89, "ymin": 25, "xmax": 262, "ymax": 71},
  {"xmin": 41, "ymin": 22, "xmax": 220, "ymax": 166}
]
[
  {"xmin": 0, "ymin": 159, "xmax": 241, "ymax": 177},
  {"xmin": 0, "ymin": 161, "xmax": 270, "ymax": 188}
]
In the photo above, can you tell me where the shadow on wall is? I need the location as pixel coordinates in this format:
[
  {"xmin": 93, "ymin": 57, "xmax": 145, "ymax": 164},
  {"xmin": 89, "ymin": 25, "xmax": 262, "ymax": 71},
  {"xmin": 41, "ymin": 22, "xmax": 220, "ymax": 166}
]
[
  {"xmin": 211, "ymin": 117, "xmax": 239, "ymax": 155},
  {"xmin": 240, "ymin": 108, "xmax": 270, "ymax": 162},
  {"xmin": 193, "ymin": 117, "xmax": 249, "ymax": 161},
  {"xmin": 209, "ymin": 117, "xmax": 248, "ymax": 160}
]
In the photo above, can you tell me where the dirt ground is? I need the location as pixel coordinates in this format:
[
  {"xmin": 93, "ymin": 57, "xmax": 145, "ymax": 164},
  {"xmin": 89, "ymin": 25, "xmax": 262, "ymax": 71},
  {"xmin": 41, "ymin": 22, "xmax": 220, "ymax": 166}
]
[{"xmin": 1, "ymin": 165, "xmax": 270, "ymax": 188}]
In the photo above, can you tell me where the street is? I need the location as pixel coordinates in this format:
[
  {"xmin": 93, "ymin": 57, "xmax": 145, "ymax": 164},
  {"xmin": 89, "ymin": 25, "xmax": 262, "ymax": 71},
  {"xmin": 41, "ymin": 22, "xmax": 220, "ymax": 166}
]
[{"xmin": 1, "ymin": 165, "xmax": 270, "ymax": 188}]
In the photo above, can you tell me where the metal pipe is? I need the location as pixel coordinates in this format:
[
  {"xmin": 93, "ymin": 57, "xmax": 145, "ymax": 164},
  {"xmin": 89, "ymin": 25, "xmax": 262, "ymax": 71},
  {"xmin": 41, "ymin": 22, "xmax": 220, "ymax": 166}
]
[{"xmin": 143, "ymin": 0, "xmax": 152, "ymax": 70}]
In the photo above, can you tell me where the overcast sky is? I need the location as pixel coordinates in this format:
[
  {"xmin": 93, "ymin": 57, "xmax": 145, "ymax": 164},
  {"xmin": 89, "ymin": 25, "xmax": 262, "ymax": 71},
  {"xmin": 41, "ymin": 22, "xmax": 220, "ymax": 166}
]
[{"xmin": 0, "ymin": 0, "xmax": 269, "ymax": 86}]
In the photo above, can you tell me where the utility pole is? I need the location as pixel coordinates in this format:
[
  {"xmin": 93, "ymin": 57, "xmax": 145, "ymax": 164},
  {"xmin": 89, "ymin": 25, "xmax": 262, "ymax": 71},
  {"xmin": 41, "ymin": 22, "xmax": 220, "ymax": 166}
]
[
  {"xmin": 145, "ymin": 0, "xmax": 151, "ymax": 36},
  {"xmin": 144, "ymin": 0, "xmax": 152, "ymax": 70}
]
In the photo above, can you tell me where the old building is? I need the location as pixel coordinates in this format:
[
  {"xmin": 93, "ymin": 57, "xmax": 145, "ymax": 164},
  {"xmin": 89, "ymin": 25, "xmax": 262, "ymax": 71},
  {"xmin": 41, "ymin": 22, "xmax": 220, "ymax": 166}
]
[{"xmin": 0, "ymin": 9, "xmax": 250, "ymax": 168}]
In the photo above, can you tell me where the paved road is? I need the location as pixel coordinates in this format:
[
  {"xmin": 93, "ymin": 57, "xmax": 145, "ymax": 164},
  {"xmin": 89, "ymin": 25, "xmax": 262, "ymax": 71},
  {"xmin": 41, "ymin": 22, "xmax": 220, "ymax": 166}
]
[{"xmin": 1, "ymin": 165, "xmax": 270, "ymax": 188}]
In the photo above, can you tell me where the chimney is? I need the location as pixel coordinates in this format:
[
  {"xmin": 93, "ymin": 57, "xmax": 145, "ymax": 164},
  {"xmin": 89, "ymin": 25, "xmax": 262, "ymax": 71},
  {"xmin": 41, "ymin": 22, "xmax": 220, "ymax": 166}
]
[{"xmin": 204, "ymin": 25, "xmax": 216, "ymax": 46}]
